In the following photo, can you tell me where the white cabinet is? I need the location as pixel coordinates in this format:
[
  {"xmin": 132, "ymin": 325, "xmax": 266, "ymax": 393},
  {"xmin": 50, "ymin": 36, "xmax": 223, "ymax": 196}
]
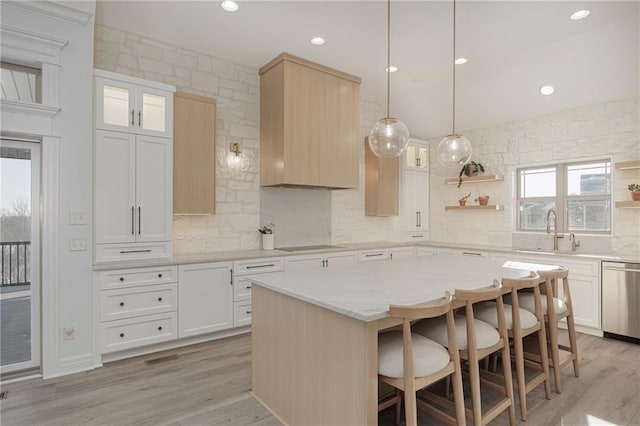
[
  {"xmin": 233, "ymin": 257, "xmax": 285, "ymax": 327},
  {"xmin": 95, "ymin": 71, "xmax": 173, "ymax": 138},
  {"xmin": 94, "ymin": 70, "xmax": 175, "ymax": 263},
  {"xmin": 98, "ymin": 265, "xmax": 178, "ymax": 353},
  {"xmin": 358, "ymin": 249, "xmax": 390, "ymax": 262},
  {"xmin": 402, "ymin": 139, "xmax": 429, "ymax": 239},
  {"xmin": 417, "ymin": 246, "xmax": 460, "ymax": 257},
  {"xmin": 178, "ymin": 262, "xmax": 234, "ymax": 338},
  {"xmin": 95, "ymin": 130, "xmax": 173, "ymax": 261},
  {"xmin": 285, "ymin": 251, "xmax": 358, "ymax": 271},
  {"xmin": 389, "ymin": 246, "xmax": 416, "ymax": 260}
]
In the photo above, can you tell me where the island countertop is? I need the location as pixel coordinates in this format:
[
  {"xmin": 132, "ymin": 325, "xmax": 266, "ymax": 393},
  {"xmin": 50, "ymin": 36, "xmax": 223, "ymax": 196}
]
[{"xmin": 248, "ymin": 255, "xmax": 560, "ymax": 322}]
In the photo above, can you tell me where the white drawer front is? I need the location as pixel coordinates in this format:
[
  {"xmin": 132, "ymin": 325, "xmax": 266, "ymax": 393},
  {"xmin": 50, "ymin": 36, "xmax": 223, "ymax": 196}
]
[
  {"xmin": 358, "ymin": 249, "xmax": 390, "ymax": 262},
  {"xmin": 390, "ymin": 247, "xmax": 416, "ymax": 260},
  {"xmin": 95, "ymin": 241, "xmax": 172, "ymax": 263},
  {"xmin": 100, "ymin": 283, "xmax": 177, "ymax": 322},
  {"xmin": 101, "ymin": 312, "xmax": 177, "ymax": 353},
  {"xmin": 234, "ymin": 277, "xmax": 253, "ymax": 301},
  {"xmin": 234, "ymin": 257, "xmax": 284, "ymax": 276},
  {"xmin": 99, "ymin": 266, "xmax": 177, "ymax": 290},
  {"xmin": 407, "ymin": 232, "xmax": 428, "ymax": 241},
  {"xmin": 234, "ymin": 301, "xmax": 252, "ymax": 327},
  {"xmin": 556, "ymin": 259, "xmax": 599, "ymax": 277}
]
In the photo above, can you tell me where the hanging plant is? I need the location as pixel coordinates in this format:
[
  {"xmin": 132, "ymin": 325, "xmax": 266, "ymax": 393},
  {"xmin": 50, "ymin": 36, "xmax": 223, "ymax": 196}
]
[{"xmin": 458, "ymin": 161, "xmax": 485, "ymax": 187}]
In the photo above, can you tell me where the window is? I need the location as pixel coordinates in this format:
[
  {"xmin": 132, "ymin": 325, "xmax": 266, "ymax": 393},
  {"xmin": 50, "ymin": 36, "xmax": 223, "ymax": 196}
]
[
  {"xmin": 0, "ymin": 62, "xmax": 41, "ymax": 103},
  {"xmin": 517, "ymin": 160, "xmax": 611, "ymax": 233}
]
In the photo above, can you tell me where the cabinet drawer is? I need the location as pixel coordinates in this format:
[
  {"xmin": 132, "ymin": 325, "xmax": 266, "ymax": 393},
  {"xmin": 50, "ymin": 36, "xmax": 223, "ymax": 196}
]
[
  {"xmin": 234, "ymin": 276, "xmax": 253, "ymax": 301},
  {"xmin": 95, "ymin": 241, "xmax": 172, "ymax": 263},
  {"xmin": 233, "ymin": 257, "xmax": 284, "ymax": 276},
  {"xmin": 98, "ymin": 265, "xmax": 177, "ymax": 290},
  {"xmin": 460, "ymin": 250, "xmax": 489, "ymax": 258},
  {"xmin": 100, "ymin": 283, "xmax": 177, "ymax": 322},
  {"xmin": 101, "ymin": 312, "xmax": 177, "ymax": 353},
  {"xmin": 407, "ymin": 232, "xmax": 428, "ymax": 241},
  {"xmin": 358, "ymin": 249, "xmax": 390, "ymax": 262},
  {"xmin": 556, "ymin": 259, "xmax": 599, "ymax": 277},
  {"xmin": 234, "ymin": 301, "xmax": 252, "ymax": 327},
  {"xmin": 389, "ymin": 246, "xmax": 416, "ymax": 260}
]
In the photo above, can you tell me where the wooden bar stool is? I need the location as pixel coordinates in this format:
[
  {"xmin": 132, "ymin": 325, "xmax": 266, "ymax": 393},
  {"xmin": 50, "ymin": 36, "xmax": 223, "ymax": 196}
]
[
  {"xmin": 377, "ymin": 292, "xmax": 465, "ymax": 426},
  {"xmin": 476, "ymin": 272, "xmax": 552, "ymax": 421},
  {"xmin": 531, "ymin": 267, "xmax": 580, "ymax": 394},
  {"xmin": 414, "ymin": 282, "xmax": 516, "ymax": 426}
]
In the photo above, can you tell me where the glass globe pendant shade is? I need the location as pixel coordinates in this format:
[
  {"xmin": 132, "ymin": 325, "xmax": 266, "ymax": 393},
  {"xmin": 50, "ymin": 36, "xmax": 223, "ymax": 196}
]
[
  {"xmin": 436, "ymin": 133, "xmax": 472, "ymax": 166},
  {"xmin": 368, "ymin": 117, "xmax": 410, "ymax": 158}
]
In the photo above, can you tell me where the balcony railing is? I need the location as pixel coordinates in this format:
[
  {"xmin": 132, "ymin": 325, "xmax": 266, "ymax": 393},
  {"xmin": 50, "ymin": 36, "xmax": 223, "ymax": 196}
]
[{"xmin": 1, "ymin": 241, "xmax": 30, "ymax": 287}]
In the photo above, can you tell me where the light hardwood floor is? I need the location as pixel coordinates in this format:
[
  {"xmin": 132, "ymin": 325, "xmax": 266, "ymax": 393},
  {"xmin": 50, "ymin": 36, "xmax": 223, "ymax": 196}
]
[{"xmin": 1, "ymin": 332, "xmax": 639, "ymax": 425}]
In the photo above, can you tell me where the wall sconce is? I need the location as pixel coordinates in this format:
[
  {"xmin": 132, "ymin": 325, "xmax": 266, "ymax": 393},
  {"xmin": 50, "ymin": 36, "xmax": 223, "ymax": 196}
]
[{"xmin": 229, "ymin": 142, "xmax": 241, "ymax": 164}]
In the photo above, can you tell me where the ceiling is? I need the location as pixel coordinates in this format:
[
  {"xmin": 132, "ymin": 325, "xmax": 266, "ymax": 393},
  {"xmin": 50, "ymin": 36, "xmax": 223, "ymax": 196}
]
[{"xmin": 96, "ymin": 1, "xmax": 639, "ymax": 139}]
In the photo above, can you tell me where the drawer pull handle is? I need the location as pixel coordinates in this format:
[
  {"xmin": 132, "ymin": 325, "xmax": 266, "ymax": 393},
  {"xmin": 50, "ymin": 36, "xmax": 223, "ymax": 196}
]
[
  {"xmin": 246, "ymin": 264, "xmax": 275, "ymax": 269},
  {"xmin": 119, "ymin": 277, "xmax": 124, "ymax": 282},
  {"xmin": 119, "ymin": 249, "xmax": 152, "ymax": 254},
  {"xmin": 245, "ymin": 310, "xmax": 252, "ymax": 314},
  {"xmin": 119, "ymin": 302, "xmax": 125, "ymax": 307},
  {"xmin": 365, "ymin": 253, "xmax": 384, "ymax": 257},
  {"xmin": 158, "ymin": 297, "xmax": 163, "ymax": 302},
  {"xmin": 120, "ymin": 333, "xmax": 125, "ymax": 338},
  {"xmin": 411, "ymin": 235, "xmax": 424, "ymax": 238},
  {"xmin": 158, "ymin": 273, "xmax": 163, "ymax": 278},
  {"xmin": 245, "ymin": 285, "xmax": 252, "ymax": 289},
  {"xmin": 158, "ymin": 326, "xmax": 163, "ymax": 331}
]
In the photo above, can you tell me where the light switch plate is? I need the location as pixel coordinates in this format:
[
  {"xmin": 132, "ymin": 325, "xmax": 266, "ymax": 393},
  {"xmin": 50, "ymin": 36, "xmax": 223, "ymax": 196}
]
[
  {"xmin": 69, "ymin": 212, "xmax": 88, "ymax": 225},
  {"xmin": 69, "ymin": 238, "xmax": 86, "ymax": 251}
]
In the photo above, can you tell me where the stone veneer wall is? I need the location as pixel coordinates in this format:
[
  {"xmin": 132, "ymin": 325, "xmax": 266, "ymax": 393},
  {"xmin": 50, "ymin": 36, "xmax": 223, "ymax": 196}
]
[
  {"xmin": 427, "ymin": 97, "xmax": 640, "ymax": 257},
  {"xmin": 94, "ymin": 25, "xmax": 395, "ymax": 252}
]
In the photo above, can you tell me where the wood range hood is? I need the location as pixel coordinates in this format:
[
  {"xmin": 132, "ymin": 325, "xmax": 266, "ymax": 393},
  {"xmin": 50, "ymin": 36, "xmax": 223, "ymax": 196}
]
[{"xmin": 259, "ymin": 53, "xmax": 361, "ymax": 190}]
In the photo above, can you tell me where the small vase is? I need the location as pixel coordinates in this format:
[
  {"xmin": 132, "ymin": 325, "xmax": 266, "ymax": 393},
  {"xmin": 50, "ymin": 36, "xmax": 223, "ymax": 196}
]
[
  {"xmin": 459, "ymin": 199, "xmax": 467, "ymax": 207},
  {"xmin": 262, "ymin": 234, "xmax": 274, "ymax": 250},
  {"xmin": 632, "ymin": 191, "xmax": 640, "ymax": 202}
]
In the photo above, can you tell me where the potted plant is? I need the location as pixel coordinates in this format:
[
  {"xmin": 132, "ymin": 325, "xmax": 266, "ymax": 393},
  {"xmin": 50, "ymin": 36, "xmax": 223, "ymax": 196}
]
[
  {"xmin": 629, "ymin": 184, "xmax": 640, "ymax": 201},
  {"xmin": 475, "ymin": 195, "xmax": 490, "ymax": 206},
  {"xmin": 259, "ymin": 223, "xmax": 276, "ymax": 250},
  {"xmin": 458, "ymin": 161, "xmax": 485, "ymax": 187},
  {"xmin": 458, "ymin": 193, "xmax": 471, "ymax": 207}
]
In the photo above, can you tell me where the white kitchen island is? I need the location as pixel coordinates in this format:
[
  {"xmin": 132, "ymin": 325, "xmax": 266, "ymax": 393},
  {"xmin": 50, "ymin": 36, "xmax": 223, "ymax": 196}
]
[{"xmin": 249, "ymin": 255, "xmax": 559, "ymax": 425}]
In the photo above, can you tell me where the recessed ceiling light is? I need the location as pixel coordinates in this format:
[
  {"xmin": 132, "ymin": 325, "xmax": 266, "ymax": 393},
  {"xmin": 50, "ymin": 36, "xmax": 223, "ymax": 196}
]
[
  {"xmin": 310, "ymin": 37, "xmax": 325, "ymax": 46},
  {"xmin": 570, "ymin": 9, "xmax": 590, "ymax": 20},
  {"xmin": 385, "ymin": 66, "xmax": 398, "ymax": 73},
  {"xmin": 221, "ymin": 0, "xmax": 239, "ymax": 12},
  {"xmin": 454, "ymin": 57, "xmax": 468, "ymax": 65},
  {"xmin": 540, "ymin": 85, "xmax": 555, "ymax": 95}
]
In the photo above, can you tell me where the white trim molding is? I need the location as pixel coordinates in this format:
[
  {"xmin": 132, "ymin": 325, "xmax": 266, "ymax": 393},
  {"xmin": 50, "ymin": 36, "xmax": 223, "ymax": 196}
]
[
  {"xmin": 2, "ymin": 1, "xmax": 93, "ymax": 26},
  {"xmin": 0, "ymin": 99, "xmax": 60, "ymax": 135},
  {"xmin": 0, "ymin": 25, "xmax": 68, "ymax": 66}
]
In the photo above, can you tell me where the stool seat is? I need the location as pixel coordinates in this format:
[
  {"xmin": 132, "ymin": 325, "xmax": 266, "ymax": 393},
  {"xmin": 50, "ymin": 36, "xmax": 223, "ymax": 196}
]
[
  {"xmin": 378, "ymin": 331, "xmax": 450, "ymax": 379},
  {"xmin": 414, "ymin": 315, "xmax": 500, "ymax": 350},
  {"xmin": 506, "ymin": 292, "xmax": 567, "ymax": 315},
  {"xmin": 474, "ymin": 301, "xmax": 538, "ymax": 330}
]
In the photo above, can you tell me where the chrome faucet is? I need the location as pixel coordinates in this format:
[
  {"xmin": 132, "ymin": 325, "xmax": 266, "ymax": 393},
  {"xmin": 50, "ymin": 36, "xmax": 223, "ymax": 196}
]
[
  {"xmin": 569, "ymin": 233, "xmax": 581, "ymax": 252},
  {"xmin": 546, "ymin": 209, "xmax": 564, "ymax": 251}
]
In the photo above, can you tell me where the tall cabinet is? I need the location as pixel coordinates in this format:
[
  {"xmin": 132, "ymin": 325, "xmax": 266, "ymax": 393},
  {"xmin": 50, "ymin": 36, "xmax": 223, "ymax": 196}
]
[
  {"xmin": 94, "ymin": 70, "xmax": 175, "ymax": 263},
  {"xmin": 402, "ymin": 139, "xmax": 430, "ymax": 240}
]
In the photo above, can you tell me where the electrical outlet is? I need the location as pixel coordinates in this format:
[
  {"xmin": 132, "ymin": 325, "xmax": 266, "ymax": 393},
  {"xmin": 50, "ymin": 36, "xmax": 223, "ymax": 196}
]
[
  {"xmin": 63, "ymin": 325, "xmax": 75, "ymax": 340},
  {"xmin": 69, "ymin": 238, "xmax": 86, "ymax": 251},
  {"xmin": 69, "ymin": 211, "xmax": 88, "ymax": 225}
]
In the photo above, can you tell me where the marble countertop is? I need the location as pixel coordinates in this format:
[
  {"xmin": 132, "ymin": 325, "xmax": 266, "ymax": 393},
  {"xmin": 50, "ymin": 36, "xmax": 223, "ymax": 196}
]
[
  {"xmin": 93, "ymin": 240, "xmax": 638, "ymax": 271},
  {"xmin": 249, "ymin": 255, "xmax": 561, "ymax": 322}
]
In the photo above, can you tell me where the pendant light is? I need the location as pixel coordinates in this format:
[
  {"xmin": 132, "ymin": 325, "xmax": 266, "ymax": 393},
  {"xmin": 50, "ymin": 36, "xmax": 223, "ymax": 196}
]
[
  {"xmin": 368, "ymin": 0, "xmax": 410, "ymax": 158},
  {"xmin": 436, "ymin": 0, "xmax": 472, "ymax": 167}
]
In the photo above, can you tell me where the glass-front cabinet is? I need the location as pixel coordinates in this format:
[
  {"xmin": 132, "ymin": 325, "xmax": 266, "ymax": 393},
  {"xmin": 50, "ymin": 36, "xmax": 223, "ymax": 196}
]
[
  {"xmin": 405, "ymin": 139, "xmax": 429, "ymax": 170},
  {"xmin": 95, "ymin": 70, "xmax": 173, "ymax": 138}
]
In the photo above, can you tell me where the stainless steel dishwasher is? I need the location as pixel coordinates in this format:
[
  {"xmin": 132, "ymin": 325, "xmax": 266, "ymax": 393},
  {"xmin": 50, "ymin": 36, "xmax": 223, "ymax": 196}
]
[{"xmin": 602, "ymin": 261, "xmax": 640, "ymax": 343}]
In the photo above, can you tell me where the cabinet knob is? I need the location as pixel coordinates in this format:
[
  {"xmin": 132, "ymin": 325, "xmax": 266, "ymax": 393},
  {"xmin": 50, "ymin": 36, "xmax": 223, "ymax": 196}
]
[
  {"xmin": 158, "ymin": 326, "xmax": 163, "ymax": 331},
  {"xmin": 158, "ymin": 297, "xmax": 163, "ymax": 302},
  {"xmin": 119, "ymin": 302, "xmax": 125, "ymax": 307},
  {"xmin": 158, "ymin": 273, "xmax": 163, "ymax": 278},
  {"xmin": 119, "ymin": 277, "xmax": 124, "ymax": 282},
  {"xmin": 120, "ymin": 333, "xmax": 125, "ymax": 338}
]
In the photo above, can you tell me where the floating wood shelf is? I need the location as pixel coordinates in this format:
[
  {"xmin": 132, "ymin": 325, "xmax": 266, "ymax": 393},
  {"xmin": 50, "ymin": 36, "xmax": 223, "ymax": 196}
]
[
  {"xmin": 445, "ymin": 205, "xmax": 504, "ymax": 211},
  {"xmin": 615, "ymin": 161, "xmax": 640, "ymax": 170},
  {"xmin": 445, "ymin": 174, "xmax": 504, "ymax": 185},
  {"xmin": 615, "ymin": 201, "xmax": 640, "ymax": 208}
]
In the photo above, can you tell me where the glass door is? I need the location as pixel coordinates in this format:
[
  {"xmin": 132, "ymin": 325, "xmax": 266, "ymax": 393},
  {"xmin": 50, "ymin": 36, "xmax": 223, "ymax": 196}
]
[{"xmin": 0, "ymin": 139, "xmax": 41, "ymax": 374}]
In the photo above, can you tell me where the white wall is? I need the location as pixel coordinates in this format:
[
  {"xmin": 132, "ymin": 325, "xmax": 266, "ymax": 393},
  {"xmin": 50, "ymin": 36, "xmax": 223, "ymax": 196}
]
[{"xmin": 1, "ymin": 1, "xmax": 97, "ymax": 377}]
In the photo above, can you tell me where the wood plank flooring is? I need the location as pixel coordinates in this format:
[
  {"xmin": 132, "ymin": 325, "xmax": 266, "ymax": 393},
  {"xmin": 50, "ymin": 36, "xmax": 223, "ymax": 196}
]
[{"xmin": 1, "ymin": 331, "xmax": 639, "ymax": 425}]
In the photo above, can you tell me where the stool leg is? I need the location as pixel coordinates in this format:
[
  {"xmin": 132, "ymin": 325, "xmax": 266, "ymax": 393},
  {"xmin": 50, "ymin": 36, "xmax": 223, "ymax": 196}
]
[
  {"xmin": 567, "ymin": 314, "xmax": 580, "ymax": 378},
  {"xmin": 451, "ymin": 362, "xmax": 466, "ymax": 426},
  {"xmin": 395, "ymin": 389, "xmax": 402, "ymax": 425},
  {"xmin": 512, "ymin": 332, "xmax": 527, "ymax": 421},
  {"xmin": 501, "ymin": 344, "xmax": 517, "ymax": 426},
  {"xmin": 468, "ymin": 358, "xmax": 483, "ymax": 426},
  {"xmin": 537, "ymin": 324, "xmax": 552, "ymax": 400},
  {"xmin": 547, "ymin": 319, "xmax": 563, "ymax": 394}
]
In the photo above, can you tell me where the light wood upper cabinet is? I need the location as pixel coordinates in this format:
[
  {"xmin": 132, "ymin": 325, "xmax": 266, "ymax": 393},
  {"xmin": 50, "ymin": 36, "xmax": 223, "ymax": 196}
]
[
  {"xmin": 173, "ymin": 92, "xmax": 216, "ymax": 215},
  {"xmin": 364, "ymin": 137, "xmax": 399, "ymax": 216},
  {"xmin": 259, "ymin": 53, "xmax": 361, "ymax": 189}
]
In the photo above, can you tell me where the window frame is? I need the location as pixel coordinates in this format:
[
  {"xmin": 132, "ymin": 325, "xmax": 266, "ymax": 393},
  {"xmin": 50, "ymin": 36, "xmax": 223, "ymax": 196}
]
[{"xmin": 516, "ymin": 158, "xmax": 612, "ymax": 235}]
